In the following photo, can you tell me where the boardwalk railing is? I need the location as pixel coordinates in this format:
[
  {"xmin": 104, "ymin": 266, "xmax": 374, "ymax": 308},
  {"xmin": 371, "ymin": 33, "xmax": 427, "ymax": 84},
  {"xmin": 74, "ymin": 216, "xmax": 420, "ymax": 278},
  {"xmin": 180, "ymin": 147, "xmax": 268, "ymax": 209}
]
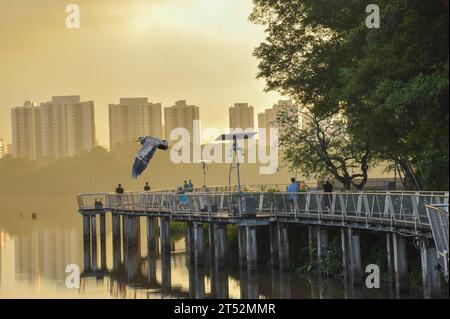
[
  {"xmin": 426, "ymin": 204, "xmax": 449, "ymax": 281},
  {"xmin": 77, "ymin": 191, "xmax": 449, "ymax": 233}
]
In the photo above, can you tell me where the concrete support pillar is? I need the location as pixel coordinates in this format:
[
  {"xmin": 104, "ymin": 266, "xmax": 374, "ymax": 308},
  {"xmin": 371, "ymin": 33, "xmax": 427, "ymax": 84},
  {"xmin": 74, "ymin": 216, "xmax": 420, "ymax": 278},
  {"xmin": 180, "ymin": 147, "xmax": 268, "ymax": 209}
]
[
  {"xmin": 246, "ymin": 271, "xmax": 259, "ymax": 299},
  {"xmin": 214, "ymin": 223, "xmax": 227, "ymax": 269},
  {"xmin": 214, "ymin": 268, "xmax": 229, "ymax": 298},
  {"xmin": 393, "ymin": 233, "xmax": 409, "ymax": 292},
  {"xmin": 239, "ymin": 269, "xmax": 249, "ymax": 299},
  {"xmin": 341, "ymin": 228, "xmax": 349, "ymax": 280},
  {"xmin": 279, "ymin": 272, "xmax": 292, "ymax": 299},
  {"xmin": 278, "ymin": 223, "xmax": 289, "ymax": 271},
  {"xmin": 270, "ymin": 269, "xmax": 280, "ymax": 299},
  {"xmin": 238, "ymin": 226, "xmax": 247, "ymax": 269},
  {"xmin": 161, "ymin": 246, "xmax": 172, "ymax": 294},
  {"xmin": 133, "ymin": 216, "xmax": 141, "ymax": 249},
  {"xmin": 420, "ymin": 239, "xmax": 441, "ymax": 299},
  {"xmin": 246, "ymin": 226, "xmax": 258, "ymax": 272},
  {"xmin": 269, "ymin": 223, "xmax": 279, "ymax": 268},
  {"xmin": 386, "ymin": 233, "xmax": 396, "ymax": 285},
  {"xmin": 193, "ymin": 223, "xmax": 205, "ymax": 267},
  {"xmin": 186, "ymin": 222, "xmax": 195, "ymax": 266},
  {"xmin": 99, "ymin": 214, "xmax": 107, "ymax": 270},
  {"xmin": 348, "ymin": 228, "xmax": 362, "ymax": 285},
  {"xmin": 208, "ymin": 223, "xmax": 215, "ymax": 260},
  {"xmin": 146, "ymin": 216, "xmax": 157, "ymax": 254},
  {"xmin": 125, "ymin": 216, "xmax": 135, "ymax": 248},
  {"xmin": 308, "ymin": 225, "xmax": 316, "ymax": 265},
  {"xmin": 160, "ymin": 216, "xmax": 171, "ymax": 255},
  {"xmin": 147, "ymin": 253, "xmax": 157, "ymax": 285},
  {"xmin": 209, "ymin": 260, "xmax": 218, "ymax": 298},
  {"xmin": 121, "ymin": 215, "xmax": 126, "ymax": 259},
  {"xmin": 112, "ymin": 214, "xmax": 121, "ymax": 270},
  {"xmin": 90, "ymin": 214, "xmax": 97, "ymax": 271},
  {"xmin": 316, "ymin": 227, "xmax": 329, "ymax": 267},
  {"xmin": 124, "ymin": 238, "xmax": 139, "ymax": 281},
  {"xmin": 189, "ymin": 267, "xmax": 206, "ymax": 299},
  {"xmin": 122, "ymin": 216, "xmax": 131, "ymax": 268},
  {"xmin": 82, "ymin": 215, "xmax": 91, "ymax": 270}
]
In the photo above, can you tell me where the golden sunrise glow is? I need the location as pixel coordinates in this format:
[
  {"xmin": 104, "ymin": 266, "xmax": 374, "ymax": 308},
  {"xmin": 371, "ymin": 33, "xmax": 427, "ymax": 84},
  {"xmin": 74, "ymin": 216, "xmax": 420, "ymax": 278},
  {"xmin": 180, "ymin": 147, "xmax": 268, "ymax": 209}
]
[{"xmin": 0, "ymin": 0, "xmax": 282, "ymax": 148}]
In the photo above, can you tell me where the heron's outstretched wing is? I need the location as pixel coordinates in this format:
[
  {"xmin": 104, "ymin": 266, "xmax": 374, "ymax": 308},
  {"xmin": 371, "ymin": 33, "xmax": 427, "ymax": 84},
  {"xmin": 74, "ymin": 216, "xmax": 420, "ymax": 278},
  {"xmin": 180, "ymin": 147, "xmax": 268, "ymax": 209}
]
[{"xmin": 131, "ymin": 143, "xmax": 158, "ymax": 179}]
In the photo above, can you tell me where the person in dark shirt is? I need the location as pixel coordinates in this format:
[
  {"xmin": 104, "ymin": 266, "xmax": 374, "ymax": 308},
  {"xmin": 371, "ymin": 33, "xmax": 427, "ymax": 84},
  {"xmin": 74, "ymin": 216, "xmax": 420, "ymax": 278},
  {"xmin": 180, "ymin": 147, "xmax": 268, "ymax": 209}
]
[
  {"xmin": 322, "ymin": 179, "xmax": 333, "ymax": 210},
  {"xmin": 323, "ymin": 180, "xmax": 333, "ymax": 193},
  {"xmin": 115, "ymin": 184, "xmax": 124, "ymax": 194},
  {"xmin": 115, "ymin": 184, "xmax": 124, "ymax": 206},
  {"xmin": 144, "ymin": 182, "xmax": 151, "ymax": 192}
]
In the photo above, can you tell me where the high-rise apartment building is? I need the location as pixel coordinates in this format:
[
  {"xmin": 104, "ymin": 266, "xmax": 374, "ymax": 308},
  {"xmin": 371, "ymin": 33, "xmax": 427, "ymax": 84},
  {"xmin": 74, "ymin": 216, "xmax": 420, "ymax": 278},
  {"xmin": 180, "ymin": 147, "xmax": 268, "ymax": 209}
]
[
  {"xmin": 11, "ymin": 101, "xmax": 41, "ymax": 159},
  {"xmin": 257, "ymin": 100, "xmax": 295, "ymax": 130},
  {"xmin": 40, "ymin": 96, "xmax": 96, "ymax": 158},
  {"xmin": 229, "ymin": 103, "xmax": 254, "ymax": 130},
  {"xmin": 164, "ymin": 100, "xmax": 199, "ymax": 140},
  {"xmin": 109, "ymin": 98, "xmax": 162, "ymax": 150}
]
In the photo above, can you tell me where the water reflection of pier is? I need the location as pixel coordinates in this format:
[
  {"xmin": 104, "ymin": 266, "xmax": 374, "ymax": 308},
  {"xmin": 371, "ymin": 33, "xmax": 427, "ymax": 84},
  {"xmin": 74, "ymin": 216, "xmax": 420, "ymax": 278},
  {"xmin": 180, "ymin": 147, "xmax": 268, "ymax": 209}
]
[
  {"xmin": 81, "ymin": 215, "xmax": 301, "ymax": 299},
  {"xmin": 0, "ymin": 227, "xmax": 401, "ymax": 298}
]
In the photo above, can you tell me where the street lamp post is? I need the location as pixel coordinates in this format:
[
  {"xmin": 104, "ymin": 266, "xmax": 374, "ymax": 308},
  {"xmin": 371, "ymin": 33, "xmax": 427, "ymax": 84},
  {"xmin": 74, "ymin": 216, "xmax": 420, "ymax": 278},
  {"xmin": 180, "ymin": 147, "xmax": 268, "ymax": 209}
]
[
  {"xmin": 215, "ymin": 132, "xmax": 256, "ymax": 215},
  {"xmin": 199, "ymin": 160, "xmax": 209, "ymax": 187}
]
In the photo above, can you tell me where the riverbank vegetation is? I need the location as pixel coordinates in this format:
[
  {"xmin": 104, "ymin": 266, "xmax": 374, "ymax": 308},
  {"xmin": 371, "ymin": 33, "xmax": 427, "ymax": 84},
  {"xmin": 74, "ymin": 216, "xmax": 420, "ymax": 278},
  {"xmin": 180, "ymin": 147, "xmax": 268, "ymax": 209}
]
[{"xmin": 250, "ymin": 0, "xmax": 449, "ymax": 191}]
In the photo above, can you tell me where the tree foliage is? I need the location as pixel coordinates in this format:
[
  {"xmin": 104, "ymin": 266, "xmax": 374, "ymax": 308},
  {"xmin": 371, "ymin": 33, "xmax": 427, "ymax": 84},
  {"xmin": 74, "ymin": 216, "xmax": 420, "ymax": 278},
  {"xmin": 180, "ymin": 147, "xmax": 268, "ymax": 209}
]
[
  {"xmin": 251, "ymin": 0, "xmax": 449, "ymax": 190},
  {"xmin": 277, "ymin": 104, "xmax": 372, "ymax": 189}
]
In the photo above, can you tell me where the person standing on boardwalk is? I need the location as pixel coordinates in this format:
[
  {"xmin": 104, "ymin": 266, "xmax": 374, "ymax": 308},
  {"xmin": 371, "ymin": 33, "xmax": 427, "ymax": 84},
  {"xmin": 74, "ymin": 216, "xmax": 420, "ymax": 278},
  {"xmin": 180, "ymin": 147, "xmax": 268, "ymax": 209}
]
[
  {"xmin": 288, "ymin": 177, "xmax": 299, "ymax": 213},
  {"xmin": 115, "ymin": 184, "xmax": 124, "ymax": 194},
  {"xmin": 115, "ymin": 184, "xmax": 125, "ymax": 206},
  {"xmin": 188, "ymin": 179, "xmax": 194, "ymax": 192},
  {"xmin": 322, "ymin": 179, "xmax": 334, "ymax": 211}
]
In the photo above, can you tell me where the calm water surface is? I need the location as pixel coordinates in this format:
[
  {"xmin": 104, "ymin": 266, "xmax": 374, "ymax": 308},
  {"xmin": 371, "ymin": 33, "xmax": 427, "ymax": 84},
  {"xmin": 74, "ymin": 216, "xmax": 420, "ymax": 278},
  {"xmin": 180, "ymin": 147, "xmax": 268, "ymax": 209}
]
[{"xmin": 0, "ymin": 198, "xmax": 419, "ymax": 299}]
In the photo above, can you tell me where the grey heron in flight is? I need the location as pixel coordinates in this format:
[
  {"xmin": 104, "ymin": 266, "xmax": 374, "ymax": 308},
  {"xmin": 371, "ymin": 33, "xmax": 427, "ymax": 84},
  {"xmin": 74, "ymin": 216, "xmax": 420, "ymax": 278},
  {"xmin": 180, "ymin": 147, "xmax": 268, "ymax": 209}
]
[{"xmin": 131, "ymin": 136, "xmax": 169, "ymax": 179}]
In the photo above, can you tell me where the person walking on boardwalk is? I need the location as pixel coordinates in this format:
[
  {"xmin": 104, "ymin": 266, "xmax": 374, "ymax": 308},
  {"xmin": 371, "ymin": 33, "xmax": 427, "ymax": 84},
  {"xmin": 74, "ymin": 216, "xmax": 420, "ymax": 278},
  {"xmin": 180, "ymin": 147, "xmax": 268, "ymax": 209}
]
[
  {"xmin": 183, "ymin": 180, "xmax": 189, "ymax": 190},
  {"xmin": 177, "ymin": 185, "xmax": 189, "ymax": 210},
  {"xmin": 288, "ymin": 177, "xmax": 299, "ymax": 213},
  {"xmin": 144, "ymin": 182, "xmax": 151, "ymax": 192},
  {"xmin": 188, "ymin": 179, "xmax": 194, "ymax": 192},
  {"xmin": 322, "ymin": 179, "xmax": 333, "ymax": 211}
]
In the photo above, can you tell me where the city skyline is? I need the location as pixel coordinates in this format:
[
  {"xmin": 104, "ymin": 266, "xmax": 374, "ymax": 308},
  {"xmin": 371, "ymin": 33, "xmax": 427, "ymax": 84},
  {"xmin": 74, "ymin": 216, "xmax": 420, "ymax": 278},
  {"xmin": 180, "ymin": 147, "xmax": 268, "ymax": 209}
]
[
  {"xmin": 7, "ymin": 95, "xmax": 293, "ymax": 158},
  {"xmin": 0, "ymin": 0, "xmax": 283, "ymax": 148},
  {"xmin": 11, "ymin": 96, "xmax": 96, "ymax": 159},
  {"xmin": 3, "ymin": 94, "xmax": 286, "ymax": 147},
  {"xmin": 109, "ymin": 98, "xmax": 162, "ymax": 150},
  {"xmin": 229, "ymin": 103, "xmax": 255, "ymax": 130}
]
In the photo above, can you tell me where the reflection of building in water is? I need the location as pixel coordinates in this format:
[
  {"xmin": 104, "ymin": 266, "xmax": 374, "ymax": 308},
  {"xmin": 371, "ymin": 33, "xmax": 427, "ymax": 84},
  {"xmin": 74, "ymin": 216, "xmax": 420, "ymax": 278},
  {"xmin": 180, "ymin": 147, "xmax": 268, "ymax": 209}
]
[
  {"xmin": 0, "ymin": 230, "xmax": 3, "ymax": 285},
  {"xmin": 14, "ymin": 230, "xmax": 81, "ymax": 286},
  {"xmin": 0, "ymin": 138, "xmax": 4, "ymax": 158}
]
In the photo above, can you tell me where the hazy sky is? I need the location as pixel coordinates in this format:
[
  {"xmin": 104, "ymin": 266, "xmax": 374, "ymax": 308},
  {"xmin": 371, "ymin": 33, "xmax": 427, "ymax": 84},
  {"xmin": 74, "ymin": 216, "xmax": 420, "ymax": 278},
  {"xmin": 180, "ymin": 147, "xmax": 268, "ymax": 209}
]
[{"xmin": 0, "ymin": 0, "xmax": 283, "ymax": 147}]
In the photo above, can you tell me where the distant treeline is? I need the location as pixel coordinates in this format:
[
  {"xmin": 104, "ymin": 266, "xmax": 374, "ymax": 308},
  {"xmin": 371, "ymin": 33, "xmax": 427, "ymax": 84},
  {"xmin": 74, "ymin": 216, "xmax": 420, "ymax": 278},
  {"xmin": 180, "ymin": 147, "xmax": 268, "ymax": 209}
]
[{"xmin": 0, "ymin": 144, "xmax": 294, "ymax": 198}]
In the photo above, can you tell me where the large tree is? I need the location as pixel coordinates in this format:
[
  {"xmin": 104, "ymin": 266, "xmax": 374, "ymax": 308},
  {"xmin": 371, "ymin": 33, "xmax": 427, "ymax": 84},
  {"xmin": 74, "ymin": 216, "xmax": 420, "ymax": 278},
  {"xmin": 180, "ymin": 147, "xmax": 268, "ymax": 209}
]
[
  {"xmin": 250, "ymin": 0, "xmax": 449, "ymax": 190},
  {"xmin": 277, "ymin": 104, "xmax": 372, "ymax": 190}
]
